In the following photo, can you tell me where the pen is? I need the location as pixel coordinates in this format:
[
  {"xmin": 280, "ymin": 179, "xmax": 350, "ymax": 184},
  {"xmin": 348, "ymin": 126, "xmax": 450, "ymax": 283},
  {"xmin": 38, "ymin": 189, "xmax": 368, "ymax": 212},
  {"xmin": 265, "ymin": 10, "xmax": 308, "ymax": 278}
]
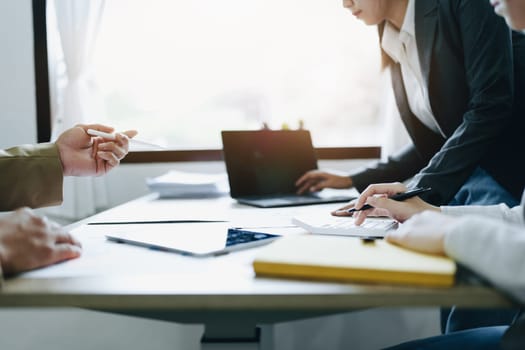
[
  {"xmin": 347, "ymin": 187, "xmax": 432, "ymax": 213},
  {"xmin": 87, "ymin": 128, "xmax": 166, "ymax": 150}
]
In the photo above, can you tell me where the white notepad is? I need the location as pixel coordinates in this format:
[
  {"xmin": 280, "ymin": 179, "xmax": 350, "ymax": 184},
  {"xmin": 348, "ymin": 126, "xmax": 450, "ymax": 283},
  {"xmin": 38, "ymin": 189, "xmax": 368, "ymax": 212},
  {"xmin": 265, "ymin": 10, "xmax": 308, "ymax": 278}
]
[{"xmin": 292, "ymin": 215, "xmax": 398, "ymax": 238}]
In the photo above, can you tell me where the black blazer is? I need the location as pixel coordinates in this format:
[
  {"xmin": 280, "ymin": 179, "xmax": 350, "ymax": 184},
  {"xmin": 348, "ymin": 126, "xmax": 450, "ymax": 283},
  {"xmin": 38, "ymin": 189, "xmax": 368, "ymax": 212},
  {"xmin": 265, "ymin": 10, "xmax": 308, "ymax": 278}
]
[{"xmin": 350, "ymin": 0, "xmax": 525, "ymax": 205}]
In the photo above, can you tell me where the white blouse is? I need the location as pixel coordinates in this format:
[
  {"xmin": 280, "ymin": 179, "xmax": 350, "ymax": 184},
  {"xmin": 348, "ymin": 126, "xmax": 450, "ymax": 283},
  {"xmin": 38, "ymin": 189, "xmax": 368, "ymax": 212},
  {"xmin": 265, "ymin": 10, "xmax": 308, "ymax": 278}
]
[{"xmin": 380, "ymin": 0, "xmax": 445, "ymax": 137}]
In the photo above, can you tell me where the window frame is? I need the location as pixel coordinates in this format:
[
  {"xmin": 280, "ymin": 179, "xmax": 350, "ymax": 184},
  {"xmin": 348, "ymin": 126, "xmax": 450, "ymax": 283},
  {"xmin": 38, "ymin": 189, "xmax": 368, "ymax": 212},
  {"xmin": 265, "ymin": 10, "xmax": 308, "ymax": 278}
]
[{"xmin": 32, "ymin": 0, "xmax": 380, "ymax": 162}]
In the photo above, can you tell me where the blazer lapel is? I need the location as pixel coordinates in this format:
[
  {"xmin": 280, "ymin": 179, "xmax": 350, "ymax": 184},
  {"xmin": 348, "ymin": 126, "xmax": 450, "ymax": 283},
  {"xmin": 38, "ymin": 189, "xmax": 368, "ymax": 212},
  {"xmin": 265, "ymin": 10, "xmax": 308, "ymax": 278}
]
[
  {"xmin": 415, "ymin": 0, "xmax": 439, "ymax": 85},
  {"xmin": 501, "ymin": 310, "xmax": 525, "ymax": 350}
]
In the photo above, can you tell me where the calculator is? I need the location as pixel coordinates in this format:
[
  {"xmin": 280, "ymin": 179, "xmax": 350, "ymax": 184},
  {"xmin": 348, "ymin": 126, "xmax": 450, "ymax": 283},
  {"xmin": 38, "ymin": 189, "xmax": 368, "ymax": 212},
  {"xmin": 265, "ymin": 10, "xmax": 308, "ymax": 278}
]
[{"xmin": 292, "ymin": 215, "xmax": 398, "ymax": 238}]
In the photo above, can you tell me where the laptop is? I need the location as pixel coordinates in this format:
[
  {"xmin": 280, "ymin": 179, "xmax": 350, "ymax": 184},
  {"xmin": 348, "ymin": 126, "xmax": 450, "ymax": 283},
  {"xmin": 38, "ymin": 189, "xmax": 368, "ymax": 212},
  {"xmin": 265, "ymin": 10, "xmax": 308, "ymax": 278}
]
[
  {"xmin": 221, "ymin": 130, "xmax": 355, "ymax": 208},
  {"xmin": 105, "ymin": 223, "xmax": 280, "ymax": 257}
]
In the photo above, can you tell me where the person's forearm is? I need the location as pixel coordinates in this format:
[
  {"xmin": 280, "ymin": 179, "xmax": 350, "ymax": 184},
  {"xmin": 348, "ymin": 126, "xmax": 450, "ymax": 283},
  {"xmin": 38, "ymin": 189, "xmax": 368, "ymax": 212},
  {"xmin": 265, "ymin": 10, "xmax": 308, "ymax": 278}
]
[
  {"xmin": 444, "ymin": 216, "xmax": 525, "ymax": 303},
  {"xmin": 0, "ymin": 143, "xmax": 63, "ymax": 210},
  {"xmin": 345, "ymin": 176, "xmax": 353, "ymax": 189},
  {"xmin": 441, "ymin": 204, "xmax": 524, "ymax": 226}
]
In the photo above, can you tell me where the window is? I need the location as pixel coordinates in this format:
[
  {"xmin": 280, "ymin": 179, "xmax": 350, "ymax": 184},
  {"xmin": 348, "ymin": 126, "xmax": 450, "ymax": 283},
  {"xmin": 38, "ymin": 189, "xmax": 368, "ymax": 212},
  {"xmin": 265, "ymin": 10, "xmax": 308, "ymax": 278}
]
[{"xmin": 42, "ymin": 0, "xmax": 383, "ymax": 153}]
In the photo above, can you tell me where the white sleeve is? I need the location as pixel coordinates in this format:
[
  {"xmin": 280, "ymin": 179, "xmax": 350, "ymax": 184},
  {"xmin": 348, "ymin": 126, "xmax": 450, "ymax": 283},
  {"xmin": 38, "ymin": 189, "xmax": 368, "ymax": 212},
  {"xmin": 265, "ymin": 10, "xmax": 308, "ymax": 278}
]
[
  {"xmin": 441, "ymin": 204, "xmax": 524, "ymax": 226},
  {"xmin": 444, "ymin": 215, "xmax": 525, "ymax": 304}
]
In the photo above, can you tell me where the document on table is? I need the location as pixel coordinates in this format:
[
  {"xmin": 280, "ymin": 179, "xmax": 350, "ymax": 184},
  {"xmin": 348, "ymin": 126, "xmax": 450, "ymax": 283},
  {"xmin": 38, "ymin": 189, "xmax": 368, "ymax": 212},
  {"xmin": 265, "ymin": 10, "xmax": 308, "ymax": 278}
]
[{"xmin": 146, "ymin": 170, "xmax": 229, "ymax": 198}]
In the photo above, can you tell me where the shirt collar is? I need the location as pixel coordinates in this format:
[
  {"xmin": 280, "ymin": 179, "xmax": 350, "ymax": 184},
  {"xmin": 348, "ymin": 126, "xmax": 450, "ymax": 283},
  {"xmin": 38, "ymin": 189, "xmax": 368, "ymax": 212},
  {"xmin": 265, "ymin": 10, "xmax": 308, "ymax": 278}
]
[
  {"xmin": 381, "ymin": 0, "xmax": 415, "ymax": 63},
  {"xmin": 402, "ymin": 0, "xmax": 416, "ymax": 38}
]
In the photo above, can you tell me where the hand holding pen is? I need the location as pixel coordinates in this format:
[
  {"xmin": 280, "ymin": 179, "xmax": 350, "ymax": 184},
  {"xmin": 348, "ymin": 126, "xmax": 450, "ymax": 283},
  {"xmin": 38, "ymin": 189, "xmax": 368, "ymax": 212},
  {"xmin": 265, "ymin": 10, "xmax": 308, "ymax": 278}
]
[
  {"xmin": 347, "ymin": 187, "xmax": 431, "ymax": 213},
  {"xmin": 331, "ymin": 183, "xmax": 440, "ymax": 225},
  {"xmin": 87, "ymin": 129, "xmax": 166, "ymax": 150}
]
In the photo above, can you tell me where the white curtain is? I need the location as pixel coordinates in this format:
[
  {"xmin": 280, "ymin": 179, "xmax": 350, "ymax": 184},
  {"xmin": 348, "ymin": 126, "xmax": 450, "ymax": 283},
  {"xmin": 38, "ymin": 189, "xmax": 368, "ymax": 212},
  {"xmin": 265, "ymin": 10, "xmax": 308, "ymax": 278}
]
[{"xmin": 46, "ymin": 0, "xmax": 107, "ymax": 220}]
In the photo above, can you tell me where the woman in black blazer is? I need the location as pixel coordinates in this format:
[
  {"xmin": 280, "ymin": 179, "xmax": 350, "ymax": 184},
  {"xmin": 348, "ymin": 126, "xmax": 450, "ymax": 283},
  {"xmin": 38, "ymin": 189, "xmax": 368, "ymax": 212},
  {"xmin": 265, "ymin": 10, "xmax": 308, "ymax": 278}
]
[
  {"xmin": 296, "ymin": 0, "xmax": 525, "ymax": 208},
  {"xmin": 295, "ymin": 0, "xmax": 525, "ymax": 337},
  {"xmin": 379, "ymin": 3, "xmax": 525, "ymax": 350}
]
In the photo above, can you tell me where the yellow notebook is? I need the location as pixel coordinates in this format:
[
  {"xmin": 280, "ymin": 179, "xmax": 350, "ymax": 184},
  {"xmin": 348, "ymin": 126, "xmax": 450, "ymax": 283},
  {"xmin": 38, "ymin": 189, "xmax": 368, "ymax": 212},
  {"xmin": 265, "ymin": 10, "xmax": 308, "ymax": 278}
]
[{"xmin": 253, "ymin": 235, "xmax": 456, "ymax": 287}]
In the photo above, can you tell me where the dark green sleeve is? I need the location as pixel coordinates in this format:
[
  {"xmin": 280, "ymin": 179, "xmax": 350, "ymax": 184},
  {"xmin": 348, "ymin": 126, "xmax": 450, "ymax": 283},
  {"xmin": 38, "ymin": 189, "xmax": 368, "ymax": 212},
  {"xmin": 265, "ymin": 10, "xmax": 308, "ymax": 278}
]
[{"xmin": 0, "ymin": 143, "xmax": 63, "ymax": 211}]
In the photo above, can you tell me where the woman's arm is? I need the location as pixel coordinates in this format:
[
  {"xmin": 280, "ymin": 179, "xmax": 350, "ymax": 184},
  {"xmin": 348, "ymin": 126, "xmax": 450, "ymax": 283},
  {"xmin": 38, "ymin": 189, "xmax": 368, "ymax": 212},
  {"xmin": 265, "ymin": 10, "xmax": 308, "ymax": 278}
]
[
  {"xmin": 386, "ymin": 211, "xmax": 525, "ymax": 304},
  {"xmin": 442, "ymin": 204, "xmax": 524, "ymax": 226},
  {"xmin": 409, "ymin": 0, "xmax": 516, "ymax": 204},
  {"xmin": 444, "ymin": 215, "xmax": 525, "ymax": 304}
]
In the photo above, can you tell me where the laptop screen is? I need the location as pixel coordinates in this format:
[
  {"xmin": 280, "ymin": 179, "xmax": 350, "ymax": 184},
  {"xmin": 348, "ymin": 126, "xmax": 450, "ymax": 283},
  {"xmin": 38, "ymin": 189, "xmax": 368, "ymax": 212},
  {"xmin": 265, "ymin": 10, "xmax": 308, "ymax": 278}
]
[{"xmin": 221, "ymin": 130, "xmax": 318, "ymax": 198}]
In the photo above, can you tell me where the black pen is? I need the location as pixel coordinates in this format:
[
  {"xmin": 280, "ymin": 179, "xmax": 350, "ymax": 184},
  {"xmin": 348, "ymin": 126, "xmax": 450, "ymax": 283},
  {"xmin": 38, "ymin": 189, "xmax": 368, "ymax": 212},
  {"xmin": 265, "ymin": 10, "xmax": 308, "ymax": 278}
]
[{"xmin": 347, "ymin": 187, "xmax": 432, "ymax": 213}]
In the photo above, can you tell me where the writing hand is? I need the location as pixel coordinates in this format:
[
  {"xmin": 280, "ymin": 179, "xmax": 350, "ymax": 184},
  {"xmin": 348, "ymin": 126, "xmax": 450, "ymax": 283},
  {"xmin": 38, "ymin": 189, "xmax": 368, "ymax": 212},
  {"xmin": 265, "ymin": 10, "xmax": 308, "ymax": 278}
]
[{"xmin": 332, "ymin": 183, "xmax": 439, "ymax": 225}]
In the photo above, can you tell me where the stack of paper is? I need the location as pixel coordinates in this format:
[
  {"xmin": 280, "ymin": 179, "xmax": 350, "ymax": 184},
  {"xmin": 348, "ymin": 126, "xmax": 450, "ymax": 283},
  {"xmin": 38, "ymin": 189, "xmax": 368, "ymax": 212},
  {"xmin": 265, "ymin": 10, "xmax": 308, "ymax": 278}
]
[
  {"xmin": 253, "ymin": 235, "xmax": 456, "ymax": 287},
  {"xmin": 146, "ymin": 170, "xmax": 229, "ymax": 198}
]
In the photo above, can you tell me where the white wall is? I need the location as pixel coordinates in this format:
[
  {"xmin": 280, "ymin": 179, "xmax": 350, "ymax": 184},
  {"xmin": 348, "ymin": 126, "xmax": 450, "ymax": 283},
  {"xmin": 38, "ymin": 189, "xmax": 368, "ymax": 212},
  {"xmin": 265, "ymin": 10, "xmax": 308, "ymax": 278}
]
[{"xmin": 0, "ymin": 0, "xmax": 37, "ymax": 148}]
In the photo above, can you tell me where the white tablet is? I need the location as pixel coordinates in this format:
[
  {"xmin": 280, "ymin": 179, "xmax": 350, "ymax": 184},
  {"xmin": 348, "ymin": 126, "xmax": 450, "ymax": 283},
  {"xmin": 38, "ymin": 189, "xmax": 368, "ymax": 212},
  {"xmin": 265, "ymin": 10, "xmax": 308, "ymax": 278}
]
[{"xmin": 104, "ymin": 222, "xmax": 280, "ymax": 257}]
